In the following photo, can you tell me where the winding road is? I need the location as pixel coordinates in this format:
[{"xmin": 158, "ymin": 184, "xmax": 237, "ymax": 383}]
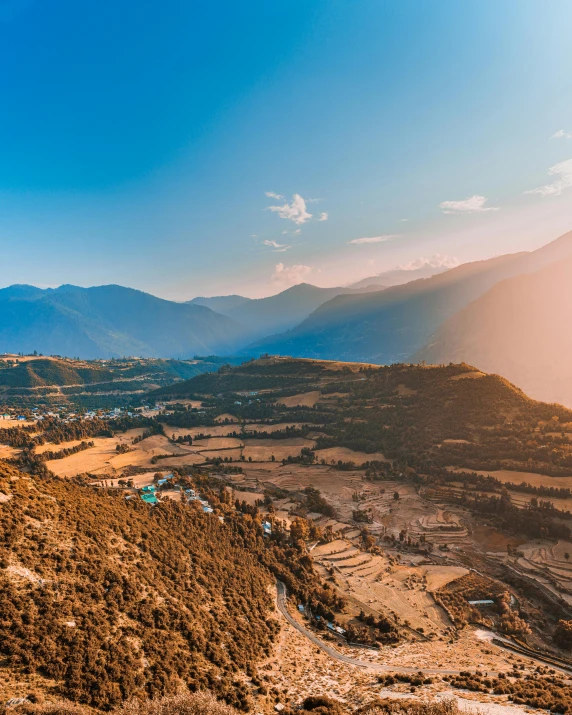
[{"xmin": 275, "ymin": 581, "xmax": 572, "ymax": 676}]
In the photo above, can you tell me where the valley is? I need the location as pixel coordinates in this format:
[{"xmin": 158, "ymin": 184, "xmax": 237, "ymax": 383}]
[{"xmin": 3, "ymin": 357, "xmax": 572, "ymax": 713}]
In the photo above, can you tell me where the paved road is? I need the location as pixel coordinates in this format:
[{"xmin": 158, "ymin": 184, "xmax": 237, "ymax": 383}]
[{"xmin": 275, "ymin": 581, "xmax": 572, "ymax": 676}]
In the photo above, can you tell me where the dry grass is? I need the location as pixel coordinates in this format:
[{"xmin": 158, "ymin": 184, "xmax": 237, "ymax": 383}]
[
  {"xmin": 242, "ymin": 438, "xmax": 316, "ymax": 462},
  {"xmin": 314, "ymin": 447, "xmax": 388, "ymax": 465},
  {"xmin": 447, "ymin": 467, "xmax": 572, "ymax": 490},
  {"xmin": 192, "ymin": 437, "xmax": 244, "ymax": 451},
  {"xmin": 277, "ymin": 391, "xmax": 321, "ymax": 408},
  {"xmin": 45, "ymin": 431, "xmax": 197, "ymax": 477}
]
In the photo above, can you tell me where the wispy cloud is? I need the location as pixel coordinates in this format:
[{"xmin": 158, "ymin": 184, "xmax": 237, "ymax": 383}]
[
  {"xmin": 263, "ymin": 239, "xmax": 291, "ymax": 253},
  {"xmin": 271, "ymin": 262, "xmax": 312, "ymax": 285},
  {"xmin": 349, "ymin": 234, "xmax": 398, "ymax": 245},
  {"xmin": 265, "ymin": 191, "xmax": 284, "ymax": 199},
  {"xmin": 267, "ymin": 193, "xmax": 312, "ymax": 225},
  {"xmin": 397, "ymin": 254, "xmax": 460, "ymax": 271},
  {"xmin": 524, "ymin": 158, "xmax": 572, "ymax": 197},
  {"xmin": 318, "ymin": 212, "xmax": 328, "ymax": 221},
  {"xmin": 439, "ymin": 195, "xmax": 499, "ymax": 214},
  {"xmin": 552, "ymin": 130, "xmax": 572, "ymax": 140}
]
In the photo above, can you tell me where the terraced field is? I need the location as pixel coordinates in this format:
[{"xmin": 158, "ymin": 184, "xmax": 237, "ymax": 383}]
[
  {"xmin": 312, "ymin": 539, "xmax": 466, "ymax": 633},
  {"xmin": 496, "ymin": 540, "xmax": 572, "ymax": 606}
]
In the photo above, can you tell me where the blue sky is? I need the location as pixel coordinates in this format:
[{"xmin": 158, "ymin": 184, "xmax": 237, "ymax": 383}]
[{"xmin": 1, "ymin": 0, "xmax": 571, "ymax": 298}]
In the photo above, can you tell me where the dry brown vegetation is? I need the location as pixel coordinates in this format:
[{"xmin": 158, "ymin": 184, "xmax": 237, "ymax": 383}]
[{"xmin": 0, "ymin": 462, "xmax": 278, "ymax": 710}]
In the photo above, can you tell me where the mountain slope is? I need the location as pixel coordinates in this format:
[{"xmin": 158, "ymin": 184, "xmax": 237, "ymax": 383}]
[
  {"xmin": 349, "ymin": 262, "xmax": 451, "ymax": 289},
  {"xmin": 414, "ymin": 255, "xmax": 572, "ymax": 406},
  {"xmin": 0, "ymin": 462, "xmax": 276, "ymax": 709},
  {"xmin": 0, "ymin": 357, "xmax": 112, "ymax": 387},
  {"xmin": 248, "ymin": 231, "xmax": 572, "ymax": 363},
  {"xmin": 0, "ymin": 285, "xmax": 249, "ymax": 359},
  {"xmin": 188, "ymin": 294, "xmax": 252, "ymax": 313},
  {"xmin": 189, "ymin": 283, "xmax": 389, "ymax": 341},
  {"xmin": 197, "ymin": 283, "xmax": 363, "ymax": 340}
]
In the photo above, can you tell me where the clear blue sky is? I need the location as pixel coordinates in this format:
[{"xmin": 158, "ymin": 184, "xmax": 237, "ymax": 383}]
[{"xmin": 1, "ymin": 0, "xmax": 571, "ymax": 298}]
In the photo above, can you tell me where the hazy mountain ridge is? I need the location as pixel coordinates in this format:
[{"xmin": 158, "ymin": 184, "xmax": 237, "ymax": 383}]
[
  {"xmin": 348, "ymin": 262, "xmax": 451, "ymax": 289},
  {"xmin": 188, "ymin": 294, "xmax": 252, "ymax": 313},
  {"xmin": 414, "ymin": 253, "xmax": 572, "ymax": 406},
  {"xmin": 247, "ymin": 231, "xmax": 572, "ymax": 365},
  {"xmin": 189, "ymin": 282, "xmax": 387, "ymax": 340},
  {"xmin": 0, "ymin": 284, "xmax": 248, "ymax": 359}
]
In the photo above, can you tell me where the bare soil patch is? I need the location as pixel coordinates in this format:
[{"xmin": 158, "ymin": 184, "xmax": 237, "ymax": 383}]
[
  {"xmin": 395, "ymin": 384, "xmax": 417, "ymax": 396},
  {"xmin": 192, "ymin": 437, "xmax": 244, "ymax": 451},
  {"xmin": 315, "ymin": 446, "xmax": 389, "ymax": 465},
  {"xmin": 277, "ymin": 391, "xmax": 321, "ymax": 408},
  {"xmin": 214, "ymin": 413, "xmax": 239, "ymax": 423},
  {"xmin": 448, "ymin": 467, "xmax": 572, "ymax": 490},
  {"xmin": 243, "ymin": 438, "xmax": 315, "ymax": 462},
  {"xmin": 46, "ymin": 431, "xmax": 193, "ymax": 477}
]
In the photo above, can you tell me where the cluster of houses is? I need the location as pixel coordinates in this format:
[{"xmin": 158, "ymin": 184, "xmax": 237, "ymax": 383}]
[
  {"xmin": 186, "ymin": 488, "xmax": 214, "ymax": 513},
  {"xmin": 0, "ymin": 402, "xmax": 172, "ymax": 425},
  {"xmin": 134, "ymin": 475, "xmax": 215, "ymax": 515},
  {"xmin": 296, "ymin": 603, "xmax": 346, "ymax": 637}
]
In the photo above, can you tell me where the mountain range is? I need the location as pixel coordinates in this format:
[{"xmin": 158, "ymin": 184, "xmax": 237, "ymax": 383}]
[
  {"xmin": 249, "ymin": 231, "xmax": 572, "ymax": 362},
  {"xmin": 2, "ymin": 230, "xmax": 572, "ymax": 405},
  {"xmin": 0, "ymin": 284, "xmax": 247, "ymax": 359},
  {"xmin": 190, "ymin": 282, "xmax": 384, "ymax": 340}
]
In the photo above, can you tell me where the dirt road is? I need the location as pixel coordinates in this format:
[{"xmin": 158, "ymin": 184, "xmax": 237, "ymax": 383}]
[
  {"xmin": 276, "ymin": 581, "xmax": 572, "ymax": 676},
  {"xmin": 276, "ymin": 580, "xmax": 464, "ymax": 675}
]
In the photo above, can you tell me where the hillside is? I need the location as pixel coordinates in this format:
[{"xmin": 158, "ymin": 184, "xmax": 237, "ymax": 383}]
[
  {"xmin": 0, "ymin": 357, "xmax": 112, "ymax": 388},
  {"xmin": 0, "ymin": 355, "xmax": 248, "ymax": 411},
  {"xmin": 248, "ymin": 231, "xmax": 572, "ymax": 364},
  {"xmin": 153, "ymin": 356, "xmax": 572, "ymax": 476},
  {"xmin": 0, "ymin": 462, "xmax": 278, "ymax": 709},
  {"xmin": 0, "ymin": 285, "xmax": 248, "ymax": 359},
  {"xmin": 414, "ymin": 255, "xmax": 572, "ymax": 407}
]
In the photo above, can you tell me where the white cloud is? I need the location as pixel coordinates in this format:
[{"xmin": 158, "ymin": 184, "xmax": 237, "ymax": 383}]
[
  {"xmin": 524, "ymin": 158, "xmax": 572, "ymax": 197},
  {"xmin": 439, "ymin": 195, "xmax": 499, "ymax": 214},
  {"xmin": 399, "ymin": 218, "xmax": 409, "ymax": 222},
  {"xmin": 397, "ymin": 254, "xmax": 460, "ymax": 271},
  {"xmin": 267, "ymin": 193, "xmax": 312, "ymax": 225},
  {"xmin": 271, "ymin": 262, "xmax": 312, "ymax": 285},
  {"xmin": 265, "ymin": 191, "xmax": 284, "ymax": 199},
  {"xmin": 263, "ymin": 239, "xmax": 291, "ymax": 253},
  {"xmin": 551, "ymin": 130, "xmax": 572, "ymax": 140},
  {"xmin": 349, "ymin": 234, "xmax": 398, "ymax": 245},
  {"xmin": 318, "ymin": 212, "xmax": 329, "ymax": 221}
]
